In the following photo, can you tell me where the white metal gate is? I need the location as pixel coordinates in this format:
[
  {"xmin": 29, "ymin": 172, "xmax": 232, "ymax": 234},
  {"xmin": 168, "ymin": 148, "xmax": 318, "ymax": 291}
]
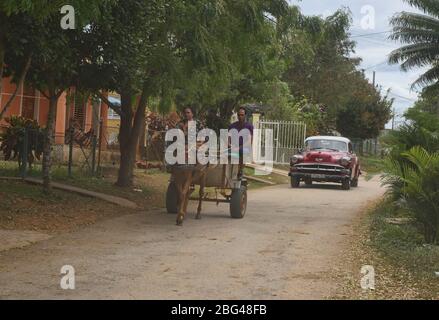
[{"xmin": 254, "ymin": 120, "xmax": 306, "ymax": 164}]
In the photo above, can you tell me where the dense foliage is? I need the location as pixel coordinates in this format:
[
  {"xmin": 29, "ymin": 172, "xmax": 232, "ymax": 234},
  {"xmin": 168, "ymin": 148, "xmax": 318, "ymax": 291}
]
[
  {"xmin": 383, "ymin": 0, "xmax": 439, "ymax": 244},
  {"xmin": 0, "ymin": 116, "xmax": 44, "ymax": 168},
  {"xmin": 382, "ymin": 147, "xmax": 439, "ymax": 243}
]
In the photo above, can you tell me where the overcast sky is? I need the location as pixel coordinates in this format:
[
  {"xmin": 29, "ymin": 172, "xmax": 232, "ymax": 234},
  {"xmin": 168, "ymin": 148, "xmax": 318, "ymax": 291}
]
[{"xmin": 289, "ymin": 0, "xmax": 425, "ymax": 128}]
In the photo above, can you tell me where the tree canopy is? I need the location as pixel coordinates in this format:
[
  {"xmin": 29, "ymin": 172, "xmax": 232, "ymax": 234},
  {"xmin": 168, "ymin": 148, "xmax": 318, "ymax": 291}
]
[{"xmin": 0, "ymin": 0, "xmax": 394, "ymax": 188}]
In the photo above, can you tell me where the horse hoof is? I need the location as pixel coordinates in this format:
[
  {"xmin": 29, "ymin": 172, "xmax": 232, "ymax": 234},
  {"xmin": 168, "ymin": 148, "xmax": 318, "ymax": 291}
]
[
  {"xmin": 176, "ymin": 216, "xmax": 184, "ymax": 226},
  {"xmin": 195, "ymin": 215, "xmax": 201, "ymax": 220}
]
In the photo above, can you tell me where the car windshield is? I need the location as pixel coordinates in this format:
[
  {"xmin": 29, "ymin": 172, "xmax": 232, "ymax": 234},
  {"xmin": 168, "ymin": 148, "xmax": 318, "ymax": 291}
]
[{"xmin": 306, "ymin": 139, "xmax": 348, "ymax": 152}]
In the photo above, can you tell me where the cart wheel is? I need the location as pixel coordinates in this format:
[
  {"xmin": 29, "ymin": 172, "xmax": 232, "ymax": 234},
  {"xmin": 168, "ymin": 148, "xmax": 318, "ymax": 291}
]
[
  {"xmin": 166, "ymin": 182, "xmax": 178, "ymax": 214},
  {"xmin": 230, "ymin": 186, "xmax": 247, "ymax": 219}
]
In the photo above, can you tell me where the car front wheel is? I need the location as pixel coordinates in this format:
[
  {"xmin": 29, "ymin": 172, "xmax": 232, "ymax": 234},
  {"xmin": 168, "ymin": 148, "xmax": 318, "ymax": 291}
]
[
  {"xmin": 291, "ymin": 176, "xmax": 300, "ymax": 188},
  {"xmin": 351, "ymin": 178, "xmax": 359, "ymax": 187},
  {"xmin": 341, "ymin": 179, "xmax": 351, "ymax": 190}
]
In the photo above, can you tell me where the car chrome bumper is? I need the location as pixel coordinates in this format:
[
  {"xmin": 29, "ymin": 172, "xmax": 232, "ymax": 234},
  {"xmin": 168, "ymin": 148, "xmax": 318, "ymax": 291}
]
[{"xmin": 288, "ymin": 163, "xmax": 350, "ymax": 182}]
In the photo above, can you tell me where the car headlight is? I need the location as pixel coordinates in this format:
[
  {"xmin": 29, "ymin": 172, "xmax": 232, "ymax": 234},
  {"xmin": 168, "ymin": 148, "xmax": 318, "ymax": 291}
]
[
  {"xmin": 291, "ymin": 155, "xmax": 303, "ymax": 165},
  {"xmin": 340, "ymin": 156, "xmax": 351, "ymax": 167}
]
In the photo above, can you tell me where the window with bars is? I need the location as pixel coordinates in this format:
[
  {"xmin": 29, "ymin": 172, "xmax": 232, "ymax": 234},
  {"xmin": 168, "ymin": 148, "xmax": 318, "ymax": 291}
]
[{"xmin": 73, "ymin": 93, "xmax": 87, "ymax": 129}]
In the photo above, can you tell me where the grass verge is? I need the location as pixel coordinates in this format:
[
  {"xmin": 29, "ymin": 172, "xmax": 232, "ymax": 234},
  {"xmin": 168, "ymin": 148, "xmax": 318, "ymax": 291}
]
[
  {"xmin": 0, "ymin": 160, "xmax": 170, "ymax": 210},
  {"xmin": 333, "ymin": 198, "xmax": 439, "ymax": 299},
  {"xmin": 0, "ymin": 179, "xmax": 134, "ymax": 234},
  {"xmin": 244, "ymin": 167, "xmax": 289, "ymax": 189}
]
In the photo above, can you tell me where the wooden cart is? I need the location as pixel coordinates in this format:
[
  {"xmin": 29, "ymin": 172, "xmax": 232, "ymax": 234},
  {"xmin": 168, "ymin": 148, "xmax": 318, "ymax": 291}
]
[{"xmin": 165, "ymin": 163, "xmax": 248, "ymax": 219}]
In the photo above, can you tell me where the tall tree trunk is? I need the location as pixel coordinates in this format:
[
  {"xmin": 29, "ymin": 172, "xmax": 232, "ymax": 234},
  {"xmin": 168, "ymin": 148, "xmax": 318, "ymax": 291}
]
[
  {"xmin": 42, "ymin": 93, "xmax": 59, "ymax": 191},
  {"xmin": 116, "ymin": 86, "xmax": 149, "ymax": 187},
  {"xmin": 117, "ymin": 105, "xmax": 132, "ymax": 185},
  {"xmin": 138, "ymin": 120, "xmax": 146, "ymax": 160},
  {"xmin": 117, "ymin": 91, "xmax": 134, "ymax": 187}
]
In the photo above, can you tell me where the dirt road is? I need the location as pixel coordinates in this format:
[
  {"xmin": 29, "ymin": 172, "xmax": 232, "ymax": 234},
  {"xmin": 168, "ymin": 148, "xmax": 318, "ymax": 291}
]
[{"xmin": 0, "ymin": 177, "xmax": 384, "ymax": 299}]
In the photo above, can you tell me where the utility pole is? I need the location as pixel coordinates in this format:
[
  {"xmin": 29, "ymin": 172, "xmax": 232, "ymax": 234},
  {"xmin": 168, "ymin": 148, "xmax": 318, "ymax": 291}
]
[
  {"xmin": 373, "ymin": 71, "xmax": 376, "ymax": 88},
  {"xmin": 392, "ymin": 108, "xmax": 396, "ymax": 130}
]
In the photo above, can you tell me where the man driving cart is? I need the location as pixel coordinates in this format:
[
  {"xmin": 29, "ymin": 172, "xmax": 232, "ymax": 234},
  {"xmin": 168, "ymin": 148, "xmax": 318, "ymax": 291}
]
[{"xmin": 228, "ymin": 107, "xmax": 254, "ymax": 178}]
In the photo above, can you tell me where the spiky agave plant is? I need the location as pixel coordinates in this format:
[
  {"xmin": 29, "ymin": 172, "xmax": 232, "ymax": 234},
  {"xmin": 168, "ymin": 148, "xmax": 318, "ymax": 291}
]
[{"xmin": 382, "ymin": 146, "xmax": 439, "ymax": 243}]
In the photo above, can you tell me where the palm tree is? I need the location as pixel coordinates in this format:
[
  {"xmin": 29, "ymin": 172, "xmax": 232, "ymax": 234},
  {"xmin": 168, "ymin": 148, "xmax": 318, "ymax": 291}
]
[{"xmin": 389, "ymin": 0, "xmax": 439, "ymax": 95}]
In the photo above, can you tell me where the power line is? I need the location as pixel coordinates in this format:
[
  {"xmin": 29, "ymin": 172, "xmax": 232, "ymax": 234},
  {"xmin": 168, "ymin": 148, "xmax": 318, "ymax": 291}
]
[
  {"xmin": 353, "ymin": 36, "xmax": 398, "ymax": 48},
  {"xmin": 363, "ymin": 61, "xmax": 390, "ymax": 71},
  {"xmin": 350, "ymin": 30, "xmax": 392, "ymax": 38},
  {"xmin": 386, "ymin": 91, "xmax": 417, "ymax": 102}
]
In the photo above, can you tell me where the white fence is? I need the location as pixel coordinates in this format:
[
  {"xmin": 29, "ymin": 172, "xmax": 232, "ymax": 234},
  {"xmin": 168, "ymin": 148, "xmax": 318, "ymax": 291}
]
[{"xmin": 254, "ymin": 120, "xmax": 306, "ymax": 164}]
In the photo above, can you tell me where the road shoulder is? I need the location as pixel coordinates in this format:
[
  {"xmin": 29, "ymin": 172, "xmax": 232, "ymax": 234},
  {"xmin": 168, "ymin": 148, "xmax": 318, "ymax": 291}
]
[{"xmin": 331, "ymin": 199, "xmax": 439, "ymax": 299}]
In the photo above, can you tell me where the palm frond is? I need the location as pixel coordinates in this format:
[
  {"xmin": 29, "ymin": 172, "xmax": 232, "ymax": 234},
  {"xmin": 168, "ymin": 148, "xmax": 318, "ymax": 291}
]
[
  {"xmin": 411, "ymin": 64, "xmax": 439, "ymax": 89},
  {"xmin": 384, "ymin": 145, "xmax": 439, "ymax": 243},
  {"xmin": 403, "ymin": 146, "xmax": 432, "ymax": 169},
  {"xmin": 390, "ymin": 12, "xmax": 439, "ymax": 39},
  {"xmin": 389, "ymin": 43, "xmax": 439, "ymax": 70},
  {"xmin": 421, "ymin": 80, "xmax": 439, "ymax": 95},
  {"xmin": 390, "ymin": 3, "xmax": 439, "ymax": 90},
  {"xmin": 403, "ymin": 0, "xmax": 439, "ymax": 18}
]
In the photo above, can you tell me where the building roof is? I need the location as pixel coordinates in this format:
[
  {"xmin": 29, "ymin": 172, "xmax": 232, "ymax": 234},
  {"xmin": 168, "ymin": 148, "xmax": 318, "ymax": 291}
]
[{"xmin": 305, "ymin": 136, "xmax": 351, "ymax": 144}]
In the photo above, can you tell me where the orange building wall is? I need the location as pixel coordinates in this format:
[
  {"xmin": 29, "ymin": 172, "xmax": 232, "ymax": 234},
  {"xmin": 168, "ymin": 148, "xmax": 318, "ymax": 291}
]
[
  {"xmin": 100, "ymin": 97, "xmax": 109, "ymax": 150},
  {"xmin": 38, "ymin": 95, "xmax": 49, "ymax": 125},
  {"xmin": 85, "ymin": 100, "xmax": 93, "ymax": 132},
  {"xmin": 1, "ymin": 77, "xmax": 110, "ymax": 145},
  {"xmin": 0, "ymin": 80, "xmax": 22, "ymax": 125},
  {"xmin": 55, "ymin": 92, "xmax": 67, "ymax": 145}
]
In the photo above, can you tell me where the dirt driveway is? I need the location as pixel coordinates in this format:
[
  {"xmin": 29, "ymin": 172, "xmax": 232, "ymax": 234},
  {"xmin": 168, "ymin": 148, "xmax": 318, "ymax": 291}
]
[{"xmin": 0, "ymin": 177, "xmax": 384, "ymax": 299}]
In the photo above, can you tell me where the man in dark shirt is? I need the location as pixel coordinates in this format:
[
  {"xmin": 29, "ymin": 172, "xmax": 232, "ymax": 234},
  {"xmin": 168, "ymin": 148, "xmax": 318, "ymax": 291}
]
[
  {"xmin": 229, "ymin": 107, "xmax": 254, "ymax": 141},
  {"xmin": 228, "ymin": 107, "xmax": 254, "ymax": 176}
]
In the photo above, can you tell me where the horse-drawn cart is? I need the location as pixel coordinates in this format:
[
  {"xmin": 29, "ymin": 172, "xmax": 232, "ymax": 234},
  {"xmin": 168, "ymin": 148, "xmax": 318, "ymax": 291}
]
[{"xmin": 166, "ymin": 163, "xmax": 248, "ymax": 219}]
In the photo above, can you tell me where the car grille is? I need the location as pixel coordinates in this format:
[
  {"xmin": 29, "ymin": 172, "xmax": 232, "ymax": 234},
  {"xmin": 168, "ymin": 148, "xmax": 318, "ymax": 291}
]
[{"xmin": 294, "ymin": 163, "xmax": 346, "ymax": 173}]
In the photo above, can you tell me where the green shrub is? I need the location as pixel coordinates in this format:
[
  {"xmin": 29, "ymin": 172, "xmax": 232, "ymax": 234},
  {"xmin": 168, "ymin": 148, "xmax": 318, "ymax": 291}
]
[
  {"xmin": 382, "ymin": 147, "xmax": 439, "ymax": 244},
  {"xmin": 382, "ymin": 123, "xmax": 439, "ymax": 163},
  {"xmin": 0, "ymin": 116, "xmax": 44, "ymax": 168}
]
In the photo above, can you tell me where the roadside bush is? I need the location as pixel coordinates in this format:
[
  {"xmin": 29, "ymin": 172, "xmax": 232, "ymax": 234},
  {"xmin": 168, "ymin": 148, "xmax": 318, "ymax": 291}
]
[
  {"xmin": 0, "ymin": 116, "xmax": 44, "ymax": 168},
  {"xmin": 382, "ymin": 147, "xmax": 439, "ymax": 244},
  {"xmin": 382, "ymin": 123, "xmax": 439, "ymax": 164}
]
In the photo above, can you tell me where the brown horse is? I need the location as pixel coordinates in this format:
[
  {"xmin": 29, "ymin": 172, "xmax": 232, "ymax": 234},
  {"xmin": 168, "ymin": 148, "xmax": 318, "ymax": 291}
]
[
  {"xmin": 171, "ymin": 143, "xmax": 219, "ymax": 226},
  {"xmin": 171, "ymin": 166, "xmax": 204, "ymax": 226}
]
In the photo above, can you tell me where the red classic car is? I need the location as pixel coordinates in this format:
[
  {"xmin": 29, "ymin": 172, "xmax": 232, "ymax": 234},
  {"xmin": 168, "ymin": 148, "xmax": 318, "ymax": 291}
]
[{"xmin": 288, "ymin": 136, "xmax": 361, "ymax": 190}]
